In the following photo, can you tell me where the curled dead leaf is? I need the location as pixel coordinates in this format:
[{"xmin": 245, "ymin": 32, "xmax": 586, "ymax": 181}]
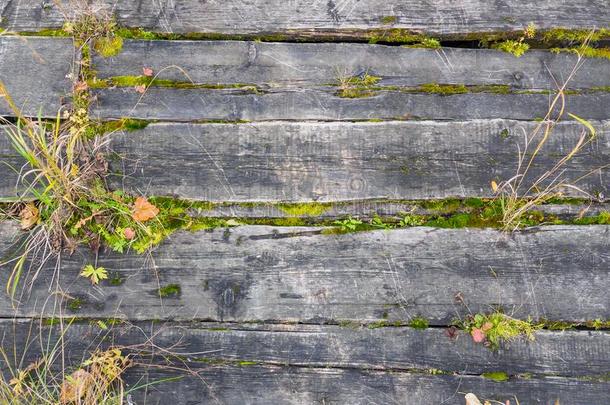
[
  {"xmin": 134, "ymin": 84, "xmax": 146, "ymax": 94},
  {"xmin": 491, "ymin": 180, "xmax": 498, "ymax": 193},
  {"xmin": 132, "ymin": 197, "xmax": 159, "ymax": 222},
  {"xmin": 143, "ymin": 67, "xmax": 154, "ymax": 77},
  {"xmin": 59, "ymin": 369, "xmax": 94, "ymax": 404},
  {"xmin": 124, "ymin": 227, "xmax": 136, "ymax": 240},
  {"xmin": 19, "ymin": 203, "xmax": 39, "ymax": 230}
]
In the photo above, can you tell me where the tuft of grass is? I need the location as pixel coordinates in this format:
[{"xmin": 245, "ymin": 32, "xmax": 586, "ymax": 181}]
[
  {"xmin": 409, "ymin": 316, "xmax": 429, "ymax": 329},
  {"xmin": 336, "ymin": 72, "xmax": 382, "ymax": 98},
  {"xmin": 493, "ymin": 39, "xmax": 530, "ymax": 57},
  {"xmin": 492, "ymin": 41, "xmax": 607, "ymax": 231},
  {"xmin": 459, "ymin": 311, "xmax": 543, "ymax": 350}
]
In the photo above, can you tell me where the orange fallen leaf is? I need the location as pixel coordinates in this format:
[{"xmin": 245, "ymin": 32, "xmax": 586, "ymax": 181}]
[
  {"xmin": 19, "ymin": 203, "xmax": 39, "ymax": 230},
  {"xmin": 143, "ymin": 67, "xmax": 154, "ymax": 77},
  {"xmin": 132, "ymin": 197, "xmax": 159, "ymax": 222},
  {"xmin": 134, "ymin": 85, "xmax": 146, "ymax": 94},
  {"xmin": 59, "ymin": 369, "xmax": 93, "ymax": 404},
  {"xmin": 74, "ymin": 81, "xmax": 89, "ymax": 92},
  {"xmin": 481, "ymin": 322, "xmax": 493, "ymax": 332}
]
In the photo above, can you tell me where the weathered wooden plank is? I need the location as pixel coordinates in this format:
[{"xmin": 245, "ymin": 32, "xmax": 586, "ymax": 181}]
[
  {"xmin": 0, "ymin": 222, "xmax": 608, "ymax": 323},
  {"xmin": 100, "ymin": 120, "xmax": 609, "ymax": 202},
  {"xmin": 123, "ymin": 367, "xmax": 610, "ymax": 405},
  {"xmin": 4, "ymin": 119, "xmax": 609, "ymax": 203},
  {"xmin": 0, "ymin": 320, "xmax": 607, "ymax": 404},
  {"xmin": 2, "ymin": 0, "xmax": 609, "ymax": 37},
  {"xmin": 92, "ymin": 88, "xmax": 610, "ymax": 122},
  {"xmin": 93, "ymin": 40, "xmax": 610, "ymax": 90},
  {"xmin": 2, "ymin": 320, "xmax": 607, "ymax": 377},
  {"xmin": 0, "ymin": 36, "xmax": 73, "ymax": 117}
]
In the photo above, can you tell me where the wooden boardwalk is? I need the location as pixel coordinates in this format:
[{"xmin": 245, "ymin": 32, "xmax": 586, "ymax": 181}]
[{"xmin": 1, "ymin": 1, "xmax": 609, "ymax": 404}]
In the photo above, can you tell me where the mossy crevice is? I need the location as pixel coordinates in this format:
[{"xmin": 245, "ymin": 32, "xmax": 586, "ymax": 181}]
[{"xmin": 88, "ymin": 75, "xmax": 261, "ymax": 93}]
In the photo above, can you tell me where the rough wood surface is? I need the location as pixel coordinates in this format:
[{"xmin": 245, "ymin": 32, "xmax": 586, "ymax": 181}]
[
  {"xmin": 1, "ymin": 222, "xmax": 608, "ymax": 323},
  {"xmin": 0, "ymin": 319, "xmax": 608, "ymax": 404},
  {"xmin": 93, "ymin": 40, "xmax": 610, "ymax": 90},
  {"xmin": 0, "ymin": 36, "xmax": 73, "ymax": 117},
  {"xmin": 92, "ymin": 88, "xmax": 610, "ymax": 122},
  {"xmin": 122, "ymin": 367, "xmax": 610, "ymax": 405},
  {"xmin": 1, "ymin": 0, "xmax": 609, "ymax": 37},
  {"xmin": 100, "ymin": 120, "xmax": 609, "ymax": 202},
  {"xmin": 0, "ymin": 320, "xmax": 608, "ymax": 377}
]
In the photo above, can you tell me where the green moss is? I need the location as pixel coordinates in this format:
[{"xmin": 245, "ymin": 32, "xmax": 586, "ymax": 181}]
[
  {"xmin": 380, "ymin": 16, "xmax": 398, "ymax": 25},
  {"xmin": 277, "ymin": 202, "xmax": 330, "ymax": 217},
  {"xmin": 409, "ymin": 316, "xmax": 429, "ymax": 329},
  {"xmin": 542, "ymin": 320, "xmax": 577, "ymax": 331},
  {"xmin": 418, "ymin": 83, "xmax": 468, "ymax": 95},
  {"xmin": 492, "ymin": 40, "xmax": 530, "ymax": 57},
  {"xmin": 482, "ymin": 371, "xmax": 509, "ymax": 382},
  {"xmin": 238, "ymin": 361, "xmax": 258, "ymax": 366},
  {"xmin": 94, "ymin": 35, "xmax": 123, "ymax": 57},
  {"xmin": 158, "ymin": 284, "xmax": 181, "ymax": 298},
  {"xmin": 542, "ymin": 28, "xmax": 610, "ymax": 44},
  {"xmin": 20, "ymin": 29, "xmax": 71, "ymax": 37},
  {"xmin": 67, "ymin": 298, "xmax": 83, "ymax": 312},
  {"xmin": 587, "ymin": 319, "xmax": 610, "ymax": 330},
  {"xmin": 459, "ymin": 312, "xmax": 543, "ymax": 350},
  {"xmin": 89, "ymin": 75, "xmax": 260, "ymax": 92},
  {"xmin": 89, "ymin": 118, "xmax": 151, "ymax": 136},
  {"xmin": 109, "ymin": 272, "xmax": 125, "ymax": 286}
]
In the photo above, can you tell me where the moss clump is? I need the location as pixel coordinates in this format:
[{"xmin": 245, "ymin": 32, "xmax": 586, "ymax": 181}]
[
  {"xmin": 158, "ymin": 284, "xmax": 181, "ymax": 298},
  {"xmin": 587, "ymin": 319, "xmax": 610, "ymax": 330},
  {"xmin": 418, "ymin": 83, "xmax": 468, "ymax": 95},
  {"xmin": 459, "ymin": 312, "xmax": 543, "ymax": 349},
  {"xmin": 492, "ymin": 40, "xmax": 530, "ymax": 57},
  {"xmin": 403, "ymin": 37, "xmax": 441, "ymax": 49},
  {"xmin": 409, "ymin": 316, "xmax": 429, "ymax": 329},
  {"xmin": 380, "ymin": 16, "xmax": 398, "ymax": 25},
  {"xmin": 367, "ymin": 320, "xmax": 405, "ymax": 329},
  {"xmin": 542, "ymin": 28, "xmax": 610, "ymax": 44},
  {"xmin": 278, "ymin": 202, "xmax": 330, "ymax": 217},
  {"xmin": 482, "ymin": 371, "xmax": 509, "ymax": 382},
  {"xmin": 94, "ymin": 35, "xmax": 123, "ymax": 57},
  {"xmin": 88, "ymin": 75, "xmax": 260, "ymax": 92},
  {"xmin": 337, "ymin": 73, "xmax": 382, "ymax": 98},
  {"xmin": 67, "ymin": 298, "xmax": 83, "ymax": 312}
]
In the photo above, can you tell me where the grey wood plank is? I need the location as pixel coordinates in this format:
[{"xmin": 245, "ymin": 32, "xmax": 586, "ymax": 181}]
[
  {"xmin": 93, "ymin": 40, "xmax": 610, "ymax": 90},
  {"xmin": 123, "ymin": 367, "xmax": 610, "ymax": 405},
  {"xmin": 2, "ymin": 0, "xmax": 609, "ymax": 38},
  {"xmin": 0, "ymin": 36, "xmax": 73, "ymax": 117},
  {"xmin": 102, "ymin": 120, "xmax": 609, "ymax": 202},
  {"xmin": 0, "ymin": 320, "xmax": 607, "ymax": 404},
  {"xmin": 4, "ymin": 320, "xmax": 607, "ymax": 377},
  {"xmin": 92, "ymin": 88, "xmax": 610, "ymax": 122},
  {"xmin": 1, "ymin": 222, "xmax": 608, "ymax": 323}
]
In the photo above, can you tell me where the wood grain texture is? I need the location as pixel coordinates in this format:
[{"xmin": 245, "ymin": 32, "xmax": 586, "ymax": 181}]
[
  {"xmin": 2, "ymin": 0, "xmax": 609, "ymax": 37},
  {"xmin": 92, "ymin": 87, "xmax": 610, "ymax": 122},
  {"xmin": 1, "ymin": 222, "xmax": 608, "ymax": 323},
  {"xmin": 93, "ymin": 40, "xmax": 610, "ymax": 90},
  {"xmin": 0, "ymin": 36, "xmax": 73, "ymax": 117},
  {"xmin": 122, "ymin": 366, "xmax": 610, "ymax": 405},
  {"xmin": 0, "ymin": 320, "xmax": 608, "ymax": 404},
  {"xmin": 0, "ymin": 320, "xmax": 608, "ymax": 377},
  {"xmin": 101, "ymin": 120, "xmax": 610, "ymax": 202}
]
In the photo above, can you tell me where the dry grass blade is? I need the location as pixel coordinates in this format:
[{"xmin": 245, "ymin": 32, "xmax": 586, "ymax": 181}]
[{"xmin": 493, "ymin": 32, "xmax": 607, "ymax": 231}]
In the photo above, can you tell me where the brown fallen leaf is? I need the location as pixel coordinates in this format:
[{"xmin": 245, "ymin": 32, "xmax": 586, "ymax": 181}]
[
  {"xmin": 59, "ymin": 369, "xmax": 94, "ymax": 404},
  {"xmin": 74, "ymin": 81, "xmax": 89, "ymax": 92},
  {"xmin": 132, "ymin": 197, "xmax": 159, "ymax": 222},
  {"xmin": 19, "ymin": 203, "xmax": 39, "ymax": 230}
]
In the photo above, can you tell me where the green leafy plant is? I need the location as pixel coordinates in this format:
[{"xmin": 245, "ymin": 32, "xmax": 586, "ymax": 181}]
[
  {"xmin": 333, "ymin": 217, "xmax": 363, "ymax": 231},
  {"xmin": 458, "ymin": 311, "xmax": 543, "ymax": 349},
  {"xmin": 80, "ymin": 265, "xmax": 108, "ymax": 284}
]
